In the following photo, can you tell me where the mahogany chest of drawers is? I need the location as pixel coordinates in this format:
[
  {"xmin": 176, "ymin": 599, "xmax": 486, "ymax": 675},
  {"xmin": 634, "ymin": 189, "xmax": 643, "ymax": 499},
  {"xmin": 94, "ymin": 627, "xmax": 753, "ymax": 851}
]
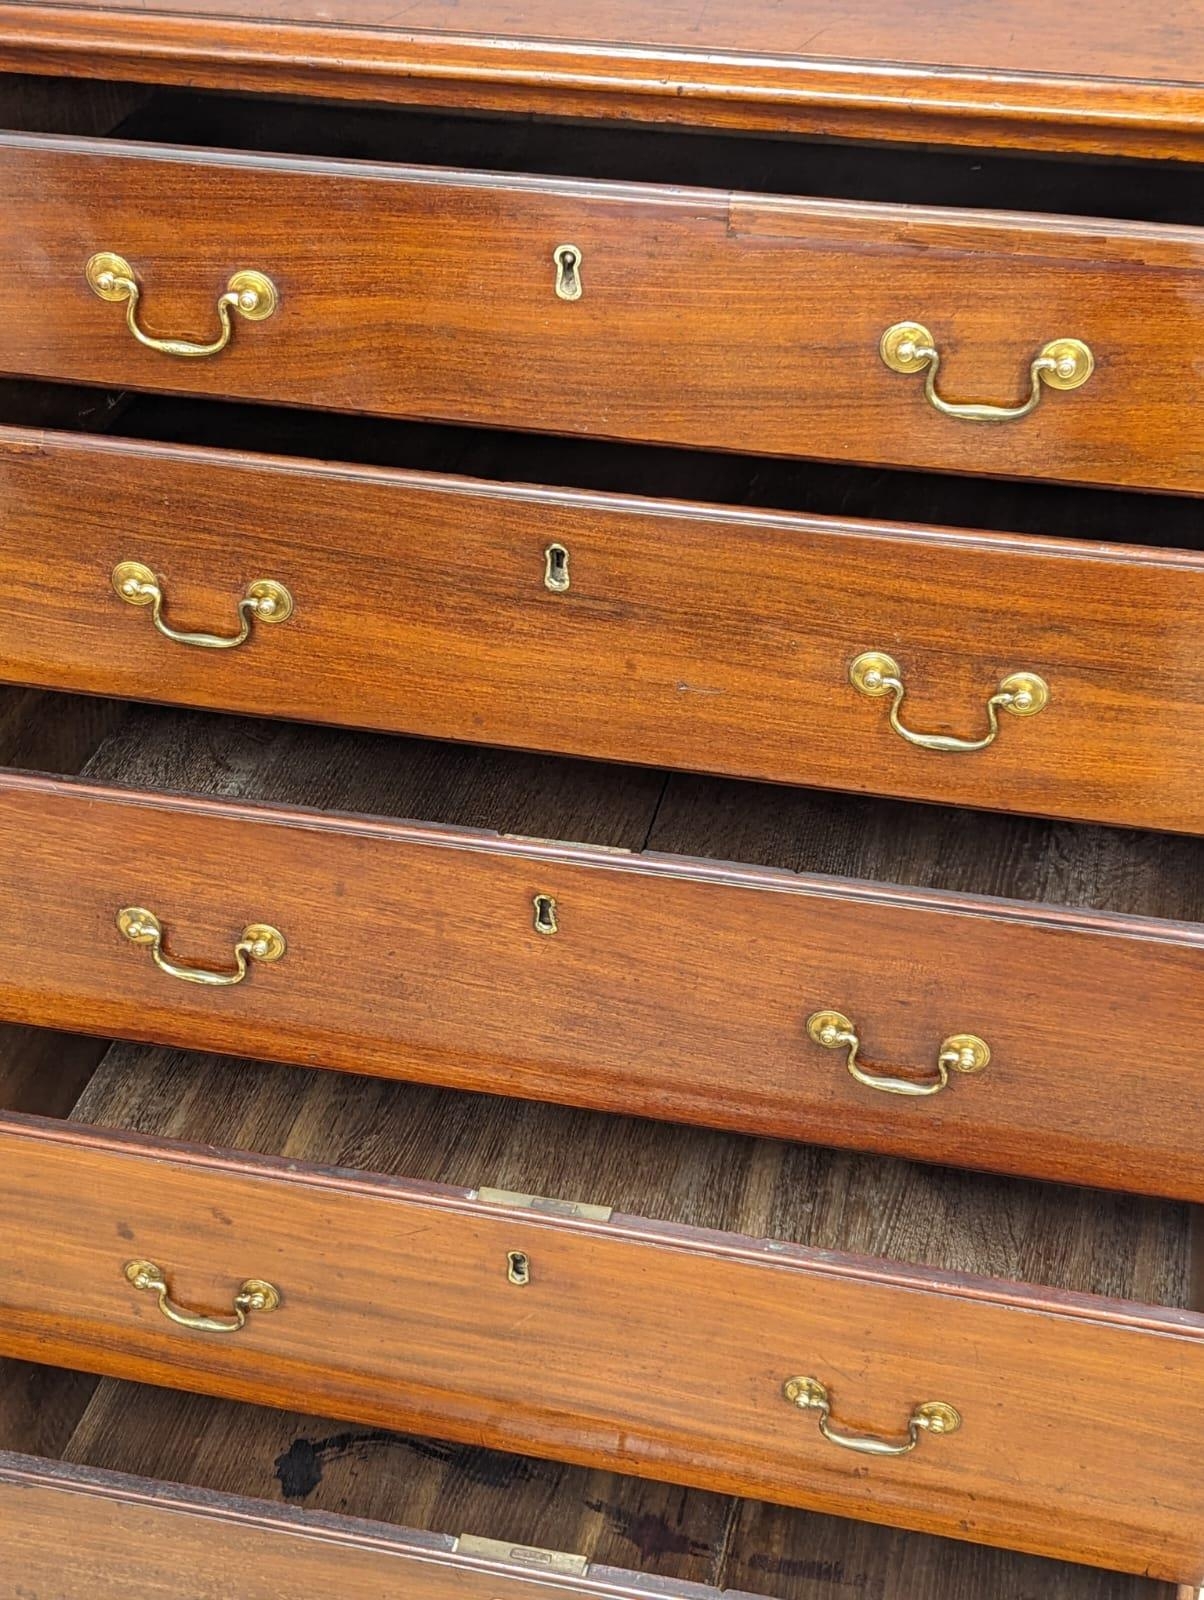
[{"xmin": 0, "ymin": 5, "xmax": 1200, "ymax": 1598}]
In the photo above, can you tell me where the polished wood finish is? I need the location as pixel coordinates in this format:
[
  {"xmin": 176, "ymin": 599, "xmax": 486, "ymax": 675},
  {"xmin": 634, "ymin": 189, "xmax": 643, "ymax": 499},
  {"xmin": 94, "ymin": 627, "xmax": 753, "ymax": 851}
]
[
  {"xmin": 1, "ymin": 1, "xmax": 1202, "ymax": 160},
  {"xmin": 0, "ymin": 1455, "xmax": 697, "ymax": 1600},
  {"xmin": 0, "ymin": 1099, "xmax": 1199, "ymax": 1582},
  {"xmin": 0, "ymin": 1366, "xmax": 1173, "ymax": 1600},
  {"xmin": 0, "ymin": 693, "xmax": 1199, "ymax": 1196},
  {"xmin": 3, "ymin": 425, "xmax": 1202, "ymax": 831},
  {"xmin": 2, "ymin": 1446, "xmax": 1173, "ymax": 1600},
  {"xmin": 3, "ymin": 137, "xmax": 1203, "ymax": 493}
]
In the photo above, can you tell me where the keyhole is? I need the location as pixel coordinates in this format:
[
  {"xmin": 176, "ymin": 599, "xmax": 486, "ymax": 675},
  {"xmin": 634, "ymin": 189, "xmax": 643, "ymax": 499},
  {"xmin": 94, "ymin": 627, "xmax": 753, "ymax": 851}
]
[
  {"xmin": 544, "ymin": 543, "xmax": 570, "ymax": 593},
  {"xmin": 533, "ymin": 895, "xmax": 558, "ymax": 936},
  {"xmin": 553, "ymin": 244, "xmax": 583, "ymax": 301},
  {"xmin": 507, "ymin": 1250, "xmax": 531, "ymax": 1286}
]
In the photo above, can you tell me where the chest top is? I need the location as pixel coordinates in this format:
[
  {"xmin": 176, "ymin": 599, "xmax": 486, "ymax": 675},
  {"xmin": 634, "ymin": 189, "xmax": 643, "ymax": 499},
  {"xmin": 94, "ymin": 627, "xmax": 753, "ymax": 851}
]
[{"xmin": 2, "ymin": 0, "xmax": 1203, "ymax": 159}]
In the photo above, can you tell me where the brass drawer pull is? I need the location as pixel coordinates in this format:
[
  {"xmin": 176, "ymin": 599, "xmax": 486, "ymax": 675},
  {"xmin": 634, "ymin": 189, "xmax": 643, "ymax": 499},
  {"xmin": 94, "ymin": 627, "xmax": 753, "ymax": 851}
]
[
  {"xmin": 807, "ymin": 1010, "xmax": 989, "ymax": 1098},
  {"xmin": 783, "ymin": 1377, "xmax": 961, "ymax": 1456},
  {"xmin": 112, "ymin": 561, "xmax": 293, "ymax": 650},
  {"xmin": 86, "ymin": 251, "xmax": 278, "ymax": 358},
  {"xmin": 880, "ymin": 321, "xmax": 1093, "ymax": 422},
  {"xmin": 116, "ymin": 907, "xmax": 286, "ymax": 987},
  {"xmin": 849, "ymin": 651, "xmax": 1048, "ymax": 753},
  {"xmin": 124, "ymin": 1259, "xmax": 279, "ymax": 1333}
]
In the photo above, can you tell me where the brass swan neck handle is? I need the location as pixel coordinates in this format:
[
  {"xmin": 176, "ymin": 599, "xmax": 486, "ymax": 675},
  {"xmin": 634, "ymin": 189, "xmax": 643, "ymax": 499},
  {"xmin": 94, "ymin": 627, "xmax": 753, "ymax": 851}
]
[
  {"xmin": 86, "ymin": 252, "xmax": 278, "ymax": 358},
  {"xmin": 880, "ymin": 321, "xmax": 1094, "ymax": 423},
  {"xmin": 124, "ymin": 1260, "xmax": 279, "ymax": 1334},
  {"xmin": 849, "ymin": 652, "xmax": 1049, "ymax": 754},
  {"xmin": 784, "ymin": 1376, "xmax": 962, "ymax": 1456}
]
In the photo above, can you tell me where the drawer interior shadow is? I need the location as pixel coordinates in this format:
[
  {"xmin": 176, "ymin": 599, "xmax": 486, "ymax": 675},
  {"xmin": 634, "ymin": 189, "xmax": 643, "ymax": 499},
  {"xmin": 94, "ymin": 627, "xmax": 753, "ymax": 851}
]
[
  {"xmin": 4, "ymin": 685, "xmax": 1203, "ymax": 924},
  {"xmin": 7, "ymin": 380, "xmax": 1203, "ymax": 552},
  {"xmin": 5, "ymin": 77, "xmax": 1202, "ymax": 225},
  {"xmin": 0, "ymin": 1356, "xmax": 1179, "ymax": 1600}
]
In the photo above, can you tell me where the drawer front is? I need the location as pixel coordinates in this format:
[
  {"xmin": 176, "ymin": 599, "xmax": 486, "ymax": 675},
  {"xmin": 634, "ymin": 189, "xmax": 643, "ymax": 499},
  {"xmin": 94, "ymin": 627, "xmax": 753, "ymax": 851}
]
[
  {"xmin": 0, "ymin": 775, "xmax": 1201, "ymax": 1199},
  {"xmin": 0, "ymin": 1121, "xmax": 1201, "ymax": 1583},
  {"xmin": 0, "ymin": 1455, "xmax": 675, "ymax": 1600},
  {"xmin": 4, "ymin": 430, "xmax": 1204, "ymax": 834},
  {"xmin": 3, "ymin": 136, "xmax": 1204, "ymax": 494}
]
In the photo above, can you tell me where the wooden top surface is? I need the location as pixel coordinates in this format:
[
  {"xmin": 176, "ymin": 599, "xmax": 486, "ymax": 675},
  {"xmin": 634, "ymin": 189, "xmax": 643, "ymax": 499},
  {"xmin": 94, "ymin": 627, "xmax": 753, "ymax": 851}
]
[
  {"xmin": 4, "ymin": 0, "xmax": 1204, "ymax": 158},
  {"xmin": 12, "ymin": 0, "xmax": 1204, "ymax": 80}
]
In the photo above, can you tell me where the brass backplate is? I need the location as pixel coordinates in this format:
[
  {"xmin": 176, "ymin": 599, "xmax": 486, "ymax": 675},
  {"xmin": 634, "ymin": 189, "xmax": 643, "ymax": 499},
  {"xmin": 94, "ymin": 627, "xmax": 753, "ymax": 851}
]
[
  {"xmin": 112, "ymin": 560, "xmax": 157, "ymax": 604},
  {"xmin": 227, "ymin": 269, "xmax": 279, "ymax": 321},
  {"xmin": 879, "ymin": 321, "xmax": 933, "ymax": 373},
  {"xmin": 242, "ymin": 924, "xmax": 287, "ymax": 963},
  {"xmin": 999, "ymin": 671, "xmax": 1050, "ymax": 716},
  {"xmin": 942, "ymin": 1033, "xmax": 991, "ymax": 1074},
  {"xmin": 915, "ymin": 1401, "xmax": 962, "ymax": 1434},
  {"xmin": 117, "ymin": 907, "xmax": 161, "ymax": 945},
  {"xmin": 86, "ymin": 251, "xmax": 135, "ymax": 301},
  {"xmin": 1039, "ymin": 337, "xmax": 1094, "ymax": 391},
  {"xmin": 848, "ymin": 651, "xmax": 900, "ymax": 697},
  {"xmin": 807, "ymin": 1011, "xmax": 853, "ymax": 1047},
  {"xmin": 245, "ymin": 578, "xmax": 294, "ymax": 622},
  {"xmin": 783, "ymin": 1376, "xmax": 829, "ymax": 1410}
]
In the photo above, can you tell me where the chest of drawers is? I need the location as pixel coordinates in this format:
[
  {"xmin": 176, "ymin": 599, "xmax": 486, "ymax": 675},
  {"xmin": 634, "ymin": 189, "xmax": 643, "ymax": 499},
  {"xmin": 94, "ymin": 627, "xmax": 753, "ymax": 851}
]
[{"xmin": 0, "ymin": 7, "xmax": 1199, "ymax": 1599}]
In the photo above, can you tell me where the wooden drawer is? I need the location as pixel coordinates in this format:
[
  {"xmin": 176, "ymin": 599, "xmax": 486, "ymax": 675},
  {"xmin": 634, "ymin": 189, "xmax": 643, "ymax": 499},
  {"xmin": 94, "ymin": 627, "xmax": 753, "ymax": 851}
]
[
  {"xmin": 3, "ymin": 415, "xmax": 1202, "ymax": 833},
  {"xmin": 0, "ymin": 692, "xmax": 1200, "ymax": 1199},
  {"xmin": 0, "ymin": 1375, "xmax": 1191, "ymax": 1600},
  {"xmin": 1, "ymin": 121, "xmax": 1203, "ymax": 494},
  {"xmin": 0, "ymin": 1028, "xmax": 1200, "ymax": 1585}
]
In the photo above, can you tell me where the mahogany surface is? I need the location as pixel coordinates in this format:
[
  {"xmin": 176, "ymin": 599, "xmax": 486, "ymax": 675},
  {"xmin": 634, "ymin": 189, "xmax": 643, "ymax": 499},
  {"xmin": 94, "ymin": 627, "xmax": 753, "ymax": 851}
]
[
  {"xmin": 0, "ymin": 1063, "xmax": 1198, "ymax": 1579},
  {"xmin": 0, "ymin": 2, "xmax": 1200, "ymax": 1589},
  {"xmin": 0, "ymin": 700, "xmax": 1198, "ymax": 1197},
  {"xmin": 0, "ymin": 0, "xmax": 1202, "ymax": 159},
  {"xmin": 2, "ymin": 425, "xmax": 1202, "ymax": 832},
  {"xmin": 0, "ymin": 1367, "xmax": 1175, "ymax": 1600},
  {"xmin": 2, "ymin": 137, "xmax": 1203, "ymax": 493}
]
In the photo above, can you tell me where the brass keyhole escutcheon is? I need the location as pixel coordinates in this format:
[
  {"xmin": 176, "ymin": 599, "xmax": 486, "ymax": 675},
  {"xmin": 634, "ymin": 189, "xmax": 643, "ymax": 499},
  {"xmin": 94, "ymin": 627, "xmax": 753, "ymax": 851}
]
[
  {"xmin": 544, "ymin": 543, "xmax": 570, "ymax": 592},
  {"xmin": 553, "ymin": 244, "xmax": 583, "ymax": 301},
  {"xmin": 533, "ymin": 895, "xmax": 559, "ymax": 936}
]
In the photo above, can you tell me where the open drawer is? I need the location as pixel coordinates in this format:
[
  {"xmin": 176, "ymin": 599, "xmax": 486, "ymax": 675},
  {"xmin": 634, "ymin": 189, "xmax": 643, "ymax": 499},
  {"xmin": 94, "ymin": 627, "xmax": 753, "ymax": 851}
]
[
  {"xmin": 1, "ymin": 89, "xmax": 1203, "ymax": 494},
  {"xmin": 0, "ymin": 1019, "xmax": 1200, "ymax": 1587},
  {"xmin": 2, "ymin": 388, "xmax": 1203, "ymax": 833},
  {"xmin": 0, "ymin": 686, "xmax": 1200, "ymax": 1199},
  {"xmin": 0, "ymin": 1359, "xmax": 1194, "ymax": 1600}
]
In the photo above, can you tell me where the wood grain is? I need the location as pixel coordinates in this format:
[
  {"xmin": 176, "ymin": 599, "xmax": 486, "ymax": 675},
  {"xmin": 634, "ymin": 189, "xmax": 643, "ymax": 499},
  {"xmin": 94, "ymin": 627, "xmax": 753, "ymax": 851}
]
[
  {"xmin": 1, "ymin": 1, "xmax": 1203, "ymax": 160},
  {"xmin": 68, "ymin": 1042, "xmax": 1195, "ymax": 1307},
  {"xmin": 102, "ymin": 90, "xmax": 1204, "ymax": 227},
  {"xmin": 2, "ymin": 136, "xmax": 1204, "ymax": 493},
  {"xmin": 3, "ymin": 425, "xmax": 1202, "ymax": 831},
  {"xmin": 0, "ymin": 1453, "xmax": 724, "ymax": 1600},
  {"xmin": 0, "ymin": 68, "xmax": 147, "ymax": 133},
  {"xmin": 39, "ymin": 1372, "xmax": 1177, "ymax": 1600},
  {"xmin": 0, "ymin": 1363, "xmax": 96, "ymax": 1459},
  {"xmin": 0, "ymin": 1112, "xmax": 1199, "ymax": 1581},
  {"xmin": 0, "ymin": 699, "xmax": 1199, "ymax": 1198}
]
